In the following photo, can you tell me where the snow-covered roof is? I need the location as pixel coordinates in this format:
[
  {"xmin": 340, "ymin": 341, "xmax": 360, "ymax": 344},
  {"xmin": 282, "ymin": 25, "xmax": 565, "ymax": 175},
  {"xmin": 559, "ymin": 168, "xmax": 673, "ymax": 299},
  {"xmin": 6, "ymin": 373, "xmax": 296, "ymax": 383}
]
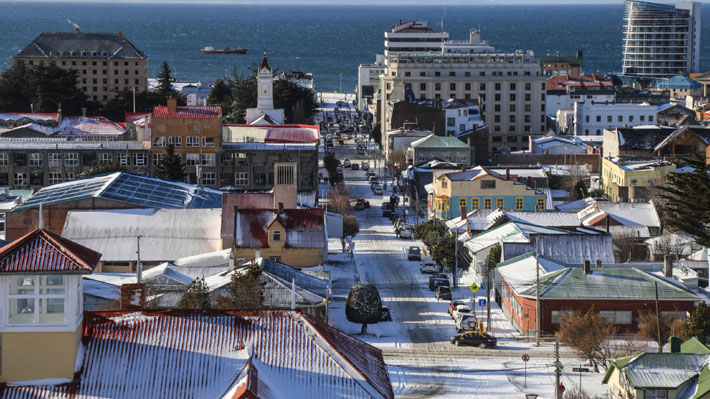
[
  {"xmin": 62, "ymin": 208, "xmax": 222, "ymax": 262},
  {"xmin": 1, "ymin": 310, "xmax": 394, "ymax": 399},
  {"xmin": 235, "ymin": 208, "xmax": 325, "ymax": 249},
  {"xmin": 494, "ymin": 211, "xmax": 581, "ymax": 228},
  {"xmin": 502, "ymin": 234, "xmax": 615, "ymax": 264},
  {"xmin": 496, "ymin": 252, "xmax": 567, "ymax": 293},
  {"xmin": 56, "ymin": 116, "xmax": 125, "ymax": 136},
  {"xmin": 463, "ymin": 221, "xmax": 572, "ymax": 253},
  {"xmin": 578, "ymin": 201, "xmax": 661, "ymax": 228}
]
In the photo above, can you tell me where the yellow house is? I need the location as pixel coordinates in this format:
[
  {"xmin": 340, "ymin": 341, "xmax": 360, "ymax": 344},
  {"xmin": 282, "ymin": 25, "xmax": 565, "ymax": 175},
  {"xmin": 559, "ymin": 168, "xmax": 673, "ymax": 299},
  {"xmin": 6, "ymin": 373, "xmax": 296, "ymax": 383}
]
[
  {"xmin": 603, "ymin": 339, "xmax": 710, "ymax": 399},
  {"xmin": 431, "ymin": 166, "xmax": 547, "ymax": 219},
  {"xmin": 0, "ymin": 228, "xmax": 101, "ymax": 383},
  {"xmin": 601, "ymin": 157, "xmax": 676, "ymax": 202}
]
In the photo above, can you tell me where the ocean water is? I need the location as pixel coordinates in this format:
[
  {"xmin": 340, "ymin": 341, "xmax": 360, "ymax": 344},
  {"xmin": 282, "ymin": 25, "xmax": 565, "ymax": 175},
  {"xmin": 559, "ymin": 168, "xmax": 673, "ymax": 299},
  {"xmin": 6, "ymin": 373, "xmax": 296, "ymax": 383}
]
[{"xmin": 1, "ymin": 2, "xmax": 710, "ymax": 92}]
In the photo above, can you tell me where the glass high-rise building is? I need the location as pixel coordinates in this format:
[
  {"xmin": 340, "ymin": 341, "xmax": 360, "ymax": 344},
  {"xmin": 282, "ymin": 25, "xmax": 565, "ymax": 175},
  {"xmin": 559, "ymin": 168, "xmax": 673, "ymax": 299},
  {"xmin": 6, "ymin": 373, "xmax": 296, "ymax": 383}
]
[{"xmin": 622, "ymin": 1, "xmax": 701, "ymax": 79}]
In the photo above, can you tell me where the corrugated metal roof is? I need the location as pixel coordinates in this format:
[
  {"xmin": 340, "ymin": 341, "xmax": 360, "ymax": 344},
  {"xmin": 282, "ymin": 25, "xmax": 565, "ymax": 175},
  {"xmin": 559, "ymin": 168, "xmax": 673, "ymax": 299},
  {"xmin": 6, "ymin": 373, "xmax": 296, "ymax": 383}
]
[
  {"xmin": 259, "ymin": 258, "xmax": 329, "ymax": 297},
  {"xmin": 221, "ymin": 192, "xmax": 274, "ymax": 239},
  {"xmin": 152, "ymin": 105, "xmax": 221, "ymax": 119},
  {"xmin": 410, "ymin": 134, "xmax": 469, "ymax": 149},
  {"xmin": 62, "ymin": 208, "xmax": 222, "ymax": 262},
  {"xmin": 0, "ymin": 310, "xmax": 393, "ymax": 399},
  {"xmin": 16, "ymin": 172, "xmax": 223, "ymax": 211},
  {"xmin": 502, "ymin": 234, "xmax": 615, "ymax": 264},
  {"xmin": 235, "ymin": 209, "xmax": 325, "ymax": 249},
  {"xmin": 56, "ymin": 116, "xmax": 125, "ymax": 136},
  {"xmin": 0, "ymin": 229, "xmax": 100, "ymax": 273},
  {"xmin": 623, "ymin": 353, "xmax": 710, "ymax": 389},
  {"xmin": 519, "ymin": 267, "xmax": 698, "ymax": 300},
  {"xmin": 498, "ymin": 211, "xmax": 581, "ymax": 228}
]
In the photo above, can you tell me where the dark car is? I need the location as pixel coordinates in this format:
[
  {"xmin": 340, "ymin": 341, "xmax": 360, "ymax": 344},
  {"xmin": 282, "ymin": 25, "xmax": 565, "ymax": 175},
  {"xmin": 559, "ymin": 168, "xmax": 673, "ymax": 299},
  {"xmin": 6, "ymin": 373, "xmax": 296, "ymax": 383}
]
[
  {"xmin": 429, "ymin": 273, "xmax": 449, "ymax": 290},
  {"xmin": 431, "ymin": 277, "xmax": 450, "ymax": 291},
  {"xmin": 351, "ymin": 163, "xmax": 360, "ymax": 170},
  {"xmin": 436, "ymin": 286, "xmax": 452, "ymax": 301},
  {"xmin": 450, "ymin": 331, "xmax": 497, "ymax": 348},
  {"xmin": 357, "ymin": 198, "xmax": 370, "ymax": 208},
  {"xmin": 407, "ymin": 246, "xmax": 421, "ymax": 261},
  {"xmin": 380, "ymin": 306, "xmax": 392, "ymax": 322}
]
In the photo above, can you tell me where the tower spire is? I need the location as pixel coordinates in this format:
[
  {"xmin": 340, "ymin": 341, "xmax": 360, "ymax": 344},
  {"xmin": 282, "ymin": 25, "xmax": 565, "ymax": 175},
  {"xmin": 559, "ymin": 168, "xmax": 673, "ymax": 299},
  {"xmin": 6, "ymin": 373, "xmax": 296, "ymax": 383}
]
[{"xmin": 260, "ymin": 51, "xmax": 271, "ymax": 72}]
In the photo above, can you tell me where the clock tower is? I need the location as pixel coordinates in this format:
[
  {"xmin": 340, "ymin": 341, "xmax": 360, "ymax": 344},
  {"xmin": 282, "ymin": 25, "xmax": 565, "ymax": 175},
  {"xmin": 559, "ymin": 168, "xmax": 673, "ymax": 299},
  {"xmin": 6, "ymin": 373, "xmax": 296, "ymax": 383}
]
[{"xmin": 257, "ymin": 52, "xmax": 274, "ymax": 111}]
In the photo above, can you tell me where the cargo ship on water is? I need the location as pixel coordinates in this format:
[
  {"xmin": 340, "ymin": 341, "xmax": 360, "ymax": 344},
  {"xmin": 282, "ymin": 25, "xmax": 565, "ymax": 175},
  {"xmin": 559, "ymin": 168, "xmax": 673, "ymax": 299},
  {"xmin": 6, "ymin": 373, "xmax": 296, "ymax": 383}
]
[{"xmin": 200, "ymin": 46, "xmax": 247, "ymax": 54}]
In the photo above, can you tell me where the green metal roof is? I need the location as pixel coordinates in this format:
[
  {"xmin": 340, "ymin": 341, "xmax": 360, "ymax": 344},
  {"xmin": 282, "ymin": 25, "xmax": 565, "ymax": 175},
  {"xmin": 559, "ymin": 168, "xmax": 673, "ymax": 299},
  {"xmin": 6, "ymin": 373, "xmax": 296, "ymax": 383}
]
[
  {"xmin": 602, "ymin": 355, "xmax": 637, "ymax": 383},
  {"xmin": 518, "ymin": 267, "xmax": 698, "ymax": 300},
  {"xmin": 411, "ymin": 134, "xmax": 469, "ymax": 149},
  {"xmin": 683, "ymin": 338, "xmax": 710, "ymax": 355},
  {"xmin": 613, "ymin": 353, "xmax": 710, "ymax": 389}
]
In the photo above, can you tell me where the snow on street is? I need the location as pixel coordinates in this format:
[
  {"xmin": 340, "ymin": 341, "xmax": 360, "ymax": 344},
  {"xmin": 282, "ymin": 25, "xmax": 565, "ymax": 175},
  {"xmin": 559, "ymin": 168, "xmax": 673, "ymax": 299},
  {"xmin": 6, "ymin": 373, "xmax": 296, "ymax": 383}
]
[{"xmin": 324, "ymin": 137, "xmax": 608, "ymax": 399}]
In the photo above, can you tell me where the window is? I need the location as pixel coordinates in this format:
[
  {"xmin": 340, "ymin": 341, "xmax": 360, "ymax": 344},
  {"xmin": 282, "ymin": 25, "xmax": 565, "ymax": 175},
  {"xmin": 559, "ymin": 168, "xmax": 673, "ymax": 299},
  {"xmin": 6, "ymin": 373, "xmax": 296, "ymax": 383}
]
[
  {"xmin": 13, "ymin": 172, "xmax": 27, "ymax": 187},
  {"xmin": 450, "ymin": 83, "xmax": 456, "ymax": 91},
  {"xmin": 235, "ymin": 172, "xmax": 248, "ymax": 186},
  {"xmin": 536, "ymin": 198, "xmax": 545, "ymax": 210},
  {"xmin": 640, "ymin": 115, "xmax": 645, "ymax": 122},
  {"xmin": 458, "ymin": 198, "xmax": 467, "ymax": 208},
  {"xmin": 600, "ymin": 310, "xmax": 632, "ymax": 325},
  {"xmin": 64, "ymin": 153, "xmax": 79, "ymax": 167},
  {"xmin": 551, "ymin": 310, "xmax": 574, "ymax": 325},
  {"xmin": 465, "ymin": 83, "xmax": 471, "ymax": 91},
  {"xmin": 471, "ymin": 198, "xmax": 479, "ymax": 209},
  {"xmin": 510, "ymin": 83, "xmax": 516, "ymax": 90},
  {"xmin": 168, "ymin": 136, "xmax": 182, "ymax": 147},
  {"xmin": 420, "ymin": 83, "xmax": 426, "ymax": 91},
  {"xmin": 607, "ymin": 115, "xmax": 612, "ymax": 122},
  {"xmin": 596, "ymin": 115, "xmax": 601, "ymax": 122},
  {"xmin": 449, "ymin": 71, "xmax": 455, "ymax": 77},
  {"xmin": 649, "ymin": 115, "xmax": 654, "ymax": 122},
  {"xmin": 435, "ymin": 83, "xmax": 441, "ymax": 91},
  {"xmin": 117, "ymin": 153, "xmax": 128, "ymax": 166},
  {"xmin": 496, "ymin": 198, "xmax": 504, "ymax": 209},
  {"xmin": 14, "ymin": 153, "xmax": 27, "ymax": 167},
  {"xmin": 618, "ymin": 115, "xmax": 623, "ymax": 122},
  {"xmin": 629, "ymin": 115, "xmax": 634, "ymax": 122},
  {"xmin": 201, "ymin": 153, "xmax": 216, "ymax": 166},
  {"xmin": 132, "ymin": 153, "xmax": 147, "ymax": 166},
  {"xmin": 153, "ymin": 153, "xmax": 165, "ymax": 166},
  {"xmin": 201, "ymin": 172, "xmax": 216, "ymax": 185},
  {"xmin": 0, "ymin": 153, "xmax": 7, "ymax": 166},
  {"xmin": 48, "ymin": 172, "xmax": 62, "ymax": 184},
  {"xmin": 515, "ymin": 197, "xmax": 524, "ymax": 210},
  {"xmin": 49, "ymin": 153, "xmax": 61, "ymax": 167},
  {"xmin": 495, "ymin": 83, "xmax": 501, "ymax": 91},
  {"xmin": 8, "ymin": 275, "xmax": 66, "ymax": 325},
  {"xmin": 152, "ymin": 136, "xmax": 165, "ymax": 147},
  {"xmin": 483, "ymin": 198, "xmax": 492, "ymax": 209},
  {"xmin": 480, "ymin": 83, "xmax": 486, "ymax": 91},
  {"xmin": 495, "ymin": 94, "xmax": 501, "ymax": 102},
  {"xmin": 272, "ymin": 230, "xmax": 282, "ymax": 241},
  {"xmin": 186, "ymin": 136, "xmax": 199, "ymax": 147},
  {"xmin": 29, "ymin": 153, "xmax": 42, "ymax": 167},
  {"xmin": 645, "ymin": 390, "xmax": 667, "ymax": 399},
  {"xmin": 65, "ymin": 172, "xmax": 76, "ymax": 181},
  {"xmin": 270, "ymin": 256, "xmax": 281, "ymax": 263},
  {"xmin": 99, "ymin": 153, "xmax": 111, "ymax": 165},
  {"xmin": 447, "ymin": 117, "xmax": 456, "ymax": 127},
  {"xmin": 185, "ymin": 153, "xmax": 200, "ymax": 166},
  {"xmin": 510, "ymin": 93, "xmax": 516, "ymax": 101},
  {"xmin": 481, "ymin": 180, "xmax": 496, "ymax": 189}
]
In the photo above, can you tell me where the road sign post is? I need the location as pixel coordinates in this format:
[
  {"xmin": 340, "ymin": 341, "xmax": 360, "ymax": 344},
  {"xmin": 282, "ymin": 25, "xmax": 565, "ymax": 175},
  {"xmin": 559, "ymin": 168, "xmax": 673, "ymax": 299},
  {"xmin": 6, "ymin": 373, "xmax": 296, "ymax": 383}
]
[{"xmin": 522, "ymin": 354, "xmax": 530, "ymax": 387}]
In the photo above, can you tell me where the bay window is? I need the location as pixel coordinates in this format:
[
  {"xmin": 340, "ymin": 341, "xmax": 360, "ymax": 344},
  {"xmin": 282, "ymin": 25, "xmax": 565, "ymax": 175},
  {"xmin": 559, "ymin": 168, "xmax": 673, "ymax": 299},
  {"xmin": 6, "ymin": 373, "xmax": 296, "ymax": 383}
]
[{"xmin": 8, "ymin": 275, "xmax": 66, "ymax": 325}]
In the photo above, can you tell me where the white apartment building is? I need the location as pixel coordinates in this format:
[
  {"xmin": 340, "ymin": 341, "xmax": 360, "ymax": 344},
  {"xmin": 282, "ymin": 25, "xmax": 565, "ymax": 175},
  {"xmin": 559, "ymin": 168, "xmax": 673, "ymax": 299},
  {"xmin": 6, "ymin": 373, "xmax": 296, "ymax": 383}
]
[
  {"xmin": 356, "ymin": 54, "xmax": 386, "ymax": 112},
  {"xmin": 384, "ymin": 20, "xmax": 448, "ymax": 57},
  {"xmin": 622, "ymin": 0, "xmax": 702, "ymax": 79},
  {"xmin": 546, "ymin": 78, "xmax": 615, "ymax": 117},
  {"xmin": 441, "ymin": 30, "xmax": 496, "ymax": 54},
  {"xmin": 444, "ymin": 100, "xmax": 485, "ymax": 137},
  {"xmin": 572, "ymin": 102, "xmax": 661, "ymax": 136},
  {"xmin": 380, "ymin": 51, "xmax": 547, "ymax": 152}
]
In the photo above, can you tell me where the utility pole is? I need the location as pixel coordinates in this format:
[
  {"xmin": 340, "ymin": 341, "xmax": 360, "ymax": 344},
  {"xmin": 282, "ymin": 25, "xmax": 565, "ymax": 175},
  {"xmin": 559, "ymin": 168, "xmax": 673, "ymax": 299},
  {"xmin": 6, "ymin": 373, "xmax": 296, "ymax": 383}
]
[
  {"xmin": 486, "ymin": 267, "xmax": 492, "ymax": 332},
  {"xmin": 454, "ymin": 234, "xmax": 458, "ymax": 290},
  {"xmin": 136, "ymin": 235, "xmax": 143, "ymax": 284},
  {"xmin": 555, "ymin": 339, "xmax": 562, "ymax": 399},
  {"xmin": 132, "ymin": 86, "xmax": 136, "ymax": 113},
  {"xmin": 535, "ymin": 235, "xmax": 541, "ymax": 346},
  {"xmin": 655, "ymin": 281, "xmax": 662, "ymax": 352}
]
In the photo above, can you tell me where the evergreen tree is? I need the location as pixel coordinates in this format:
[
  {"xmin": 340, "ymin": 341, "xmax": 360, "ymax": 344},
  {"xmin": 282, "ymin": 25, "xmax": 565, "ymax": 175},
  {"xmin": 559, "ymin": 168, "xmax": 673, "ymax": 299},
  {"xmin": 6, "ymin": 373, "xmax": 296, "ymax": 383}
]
[
  {"xmin": 101, "ymin": 88, "xmax": 168, "ymax": 122},
  {"xmin": 660, "ymin": 156, "xmax": 710, "ymax": 247},
  {"xmin": 154, "ymin": 143, "xmax": 185, "ymax": 181},
  {"xmin": 0, "ymin": 61, "xmax": 32, "ymax": 112},
  {"xmin": 178, "ymin": 277, "xmax": 211, "ymax": 310},
  {"xmin": 215, "ymin": 262, "xmax": 266, "ymax": 309},
  {"xmin": 156, "ymin": 61, "xmax": 176, "ymax": 99},
  {"xmin": 681, "ymin": 301, "xmax": 710, "ymax": 344},
  {"xmin": 80, "ymin": 163, "xmax": 127, "ymax": 178},
  {"xmin": 207, "ymin": 78, "xmax": 233, "ymax": 115}
]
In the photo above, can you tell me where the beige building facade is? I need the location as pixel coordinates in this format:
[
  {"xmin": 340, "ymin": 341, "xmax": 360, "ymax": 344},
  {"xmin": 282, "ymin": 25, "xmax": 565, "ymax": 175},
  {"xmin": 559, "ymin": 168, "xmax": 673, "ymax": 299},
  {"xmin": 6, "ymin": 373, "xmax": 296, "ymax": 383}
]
[
  {"xmin": 15, "ymin": 31, "xmax": 148, "ymax": 102},
  {"xmin": 381, "ymin": 52, "xmax": 547, "ymax": 152}
]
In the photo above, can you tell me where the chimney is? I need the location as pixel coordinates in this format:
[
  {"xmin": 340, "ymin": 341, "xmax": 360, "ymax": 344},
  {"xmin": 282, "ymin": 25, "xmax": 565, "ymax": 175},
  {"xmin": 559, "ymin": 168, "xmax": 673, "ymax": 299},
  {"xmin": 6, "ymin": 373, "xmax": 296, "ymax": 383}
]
[
  {"xmin": 460, "ymin": 205, "xmax": 467, "ymax": 222},
  {"xmin": 595, "ymin": 259, "xmax": 602, "ymax": 268},
  {"xmin": 120, "ymin": 284, "xmax": 146, "ymax": 309},
  {"xmin": 664, "ymin": 255, "xmax": 673, "ymax": 278},
  {"xmin": 278, "ymin": 202, "xmax": 284, "ymax": 215},
  {"xmin": 583, "ymin": 260, "xmax": 591, "ymax": 274},
  {"xmin": 167, "ymin": 97, "xmax": 177, "ymax": 113},
  {"xmin": 669, "ymin": 336, "xmax": 682, "ymax": 353},
  {"xmin": 505, "ymin": 168, "xmax": 510, "ymax": 180}
]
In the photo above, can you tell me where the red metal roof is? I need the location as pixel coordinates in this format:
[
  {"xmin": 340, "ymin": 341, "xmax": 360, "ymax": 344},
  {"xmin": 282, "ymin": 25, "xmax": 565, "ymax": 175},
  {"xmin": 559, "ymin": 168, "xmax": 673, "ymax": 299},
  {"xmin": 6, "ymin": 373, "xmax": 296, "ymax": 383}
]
[
  {"xmin": 0, "ymin": 229, "xmax": 101, "ymax": 273},
  {"xmin": 0, "ymin": 310, "xmax": 394, "ymax": 399},
  {"xmin": 224, "ymin": 124, "xmax": 320, "ymax": 144},
  {"xmin": 235, "ymin": 208, "xmax": 324, "ymax": 249},
  {"xmin": 152, "ymin": 106, "xmax": 221, "ymax": 119},
  {"xmin": 125, "ymin": 112, "xmax": 151, "ymax": 124},
  {"xmin": 260, "ymin": 52, "xmax": 271, "ymax": 71},
  {"xmin": 221, "ymin": 193, "xmax": 275, "ymax": 239}
]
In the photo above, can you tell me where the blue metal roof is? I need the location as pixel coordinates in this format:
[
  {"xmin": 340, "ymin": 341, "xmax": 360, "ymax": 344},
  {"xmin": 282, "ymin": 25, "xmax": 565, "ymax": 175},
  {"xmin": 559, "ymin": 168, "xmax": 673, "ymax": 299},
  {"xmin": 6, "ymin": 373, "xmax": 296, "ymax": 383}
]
[
  {"xmin": 657, "ymin": 76, "xmax": 703, "ymax": 90},
  {"xmin": 16, "ymin": 172, "xmax": 223, "ymax": 211}
]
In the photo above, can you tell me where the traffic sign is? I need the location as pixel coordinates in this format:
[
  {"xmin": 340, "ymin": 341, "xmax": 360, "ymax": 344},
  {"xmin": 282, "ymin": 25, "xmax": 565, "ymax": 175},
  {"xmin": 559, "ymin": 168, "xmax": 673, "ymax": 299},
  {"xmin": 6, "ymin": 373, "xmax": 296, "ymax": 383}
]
[
  {"xmin": 469, "ymin": 283, "xmax": 479, "ymax": 293},
  {"xmin": 478, "ymin": 298, "xmax": 486, "ymax": 307},
  {"xmin": 572, "ymin": 367, "xmax": 590, "ymax": 373},
  {"xmin": 525, "ymin": 395, "xmax": 538, "ymax": 399},
  {"xmin": 522, "ymin": 354, "xmax": 530, "ymax": 362}
]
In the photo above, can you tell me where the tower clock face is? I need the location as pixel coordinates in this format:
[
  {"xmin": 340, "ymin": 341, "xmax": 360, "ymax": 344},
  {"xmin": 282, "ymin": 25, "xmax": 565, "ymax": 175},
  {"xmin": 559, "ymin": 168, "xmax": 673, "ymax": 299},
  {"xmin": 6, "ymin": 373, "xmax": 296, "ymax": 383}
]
[{"xmin": 261, "ymin": 83, "xmax": 271, "ymax": 95}]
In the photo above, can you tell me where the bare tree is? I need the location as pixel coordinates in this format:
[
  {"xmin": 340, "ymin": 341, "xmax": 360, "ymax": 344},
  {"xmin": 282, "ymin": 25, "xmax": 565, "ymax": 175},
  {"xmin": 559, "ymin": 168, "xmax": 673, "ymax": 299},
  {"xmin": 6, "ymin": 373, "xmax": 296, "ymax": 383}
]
[
  {"xmin": 612, "ymin": 231, "xmax": 649, "ymax": 262},
  {"xmin": 637, "ymin": 311, "xmax": 685, "ymax": 352},
  {"xmin": 556, "ymin": 308, "xmax": 617, "ymax": 371}
]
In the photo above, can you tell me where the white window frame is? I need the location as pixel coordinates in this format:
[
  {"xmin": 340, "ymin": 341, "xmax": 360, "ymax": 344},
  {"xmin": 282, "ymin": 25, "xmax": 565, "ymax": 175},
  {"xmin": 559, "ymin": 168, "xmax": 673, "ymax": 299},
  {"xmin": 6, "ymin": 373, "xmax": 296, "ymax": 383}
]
[
  {"xmin": 29, "ymin": 153, "xmax": 42, "ymax": 167},
  {"xmin": 152, "ymin": 136, "xmax": 165, "ymax": 147},
  {"xmin": 600, "ymin": 310, "xmax": 632, "ymax": 325},
  {"xmin": 201, "ymin": 172, "xmax": 216, "ymax": 186},
  {"xmin": 48, "ymin": 153, "xmax": 61, "ymax": 167},
  {"xmin": 0, "ymin": 153, "xmax": 7, "ymax": 167},
  {"xmin": 201, "ymin": 153, "xmax": 215, "ymax": 166},
  {"xmin": 117, "ymin": 153, "xmax": 128, "ymax": 166},
  {"xmin": 65, "ymin": 172, "xmax": 75, "ymax": 181},
  {"xmin": 202, "ymin": 137, "xmax": 215, "ymax": 147},
  {"xmin": 13, "ymin": 172, "xmax": 27, "ymax": 187},
  {"xmin": 168, "ymin": 136, "xmax": 182, "ymax": 147},
  {"xmin": 185, "ymin": 153, "xmax": 200, "ymax": 166},
  {"xmin": 186, "ymin": 136, "xmax": 199, "ymax": 147},
  {"xmin": 64, "ymin": 153, "xmax": 79, "ymax": 167},
  {"xmin": 99, "ymin": 153, "xmax": 111, "ymax": 165},
  {"xmin": 152, "ymin": 153, "xmax": 165, "ymax": 166},
  {"xmin": 235, "ymin": 172, "xmax": 248, "ymax": 186},
  {"xmin": 48, "ymin": 172, "xmax": 62, "ymax": 184},
  {"xmin": 133, "ymin": 153, "xmax": 147, "ymax": 167},
  {"xmin": 2, "ymin": 275, "xmax": 81, "ymax": 332}
]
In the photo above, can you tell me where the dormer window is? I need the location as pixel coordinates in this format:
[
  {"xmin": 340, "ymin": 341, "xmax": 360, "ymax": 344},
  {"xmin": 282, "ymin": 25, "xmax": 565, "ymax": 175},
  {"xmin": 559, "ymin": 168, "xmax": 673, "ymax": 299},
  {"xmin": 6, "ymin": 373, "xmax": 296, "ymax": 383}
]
[
  {"xmin": 8, "ymin": 275, "xmax": 65, "ymax": 325},
  {"xmin": 272, "ymin": 230, "xmax": 281, "ymax": 242}
]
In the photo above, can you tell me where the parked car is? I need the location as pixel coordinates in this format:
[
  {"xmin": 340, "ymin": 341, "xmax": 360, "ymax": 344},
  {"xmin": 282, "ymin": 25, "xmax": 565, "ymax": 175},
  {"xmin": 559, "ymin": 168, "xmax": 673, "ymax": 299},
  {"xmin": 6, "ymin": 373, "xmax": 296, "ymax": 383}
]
[
  {"xmin": 366, "ymin": 171, "xmax": 376, "ymax": 180},
  {"xmin": 389, "ymin": 195, "xmax": 400, "ymax": 205},
  {"xmin": 353, "ymin": 201, "xmax": 364, "ymax": 211},
  {"xmin": 357, "ymin": 198, "xmax": 370, "ymax": 208},
  {"xmin": 380, "ymin": 306, "xmax": 392, "ymax": 322},
  {"xmin": 399, "ymin": 225, "xmax": 413, "ymax": 239},
  {"xmin": 431, "ymin": 278, "xmax": 450, "ymax": 292},
  {"xmin": 451, "ymin": 305, "xmax": 472, "ymax": 321},
  {"xmin": 343, "ymin": 159, "xmax": 351, "ymax": 167},
  {"xmin": 448, "ymin": 300, "xmax": 467, "ymax": 315},
  {"xmin": 420, "ymin": 262, "xmax": 440, "ymax": 274},
  {"xmin": 362, "ymin": 162, "xmax": 369, "ymax": 170},
  {"xmin": 357, "ymin": 147, "xmax": 365, "ymax": 155},
  {"xmin": 436, "ymin": 286, "xmax": 452, "ymax": 301},
  {"xmin": 450, "ymin": 331, "xmax": 497, "ymax": 348},
  {"xmin": 351, "ymin": 163, "xmax": 360, "ymax": 170},
  {"xmin": 407, "ymin": 246, "xmax": 421, "ymax": 261},
  {"xmin": 456, "ymin": 314, "xmax": 479, "ymax": 332},
  {"xmin": 338, "ymin": 139, "xmax": 344, "ymax": 145},
  {"xmin": 373, "ymin": 185, "xmax": 383, "ymax": 195},
  {"xmin": 368, "ymin": 175, "xmax": 379, "ymax": 184}
]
